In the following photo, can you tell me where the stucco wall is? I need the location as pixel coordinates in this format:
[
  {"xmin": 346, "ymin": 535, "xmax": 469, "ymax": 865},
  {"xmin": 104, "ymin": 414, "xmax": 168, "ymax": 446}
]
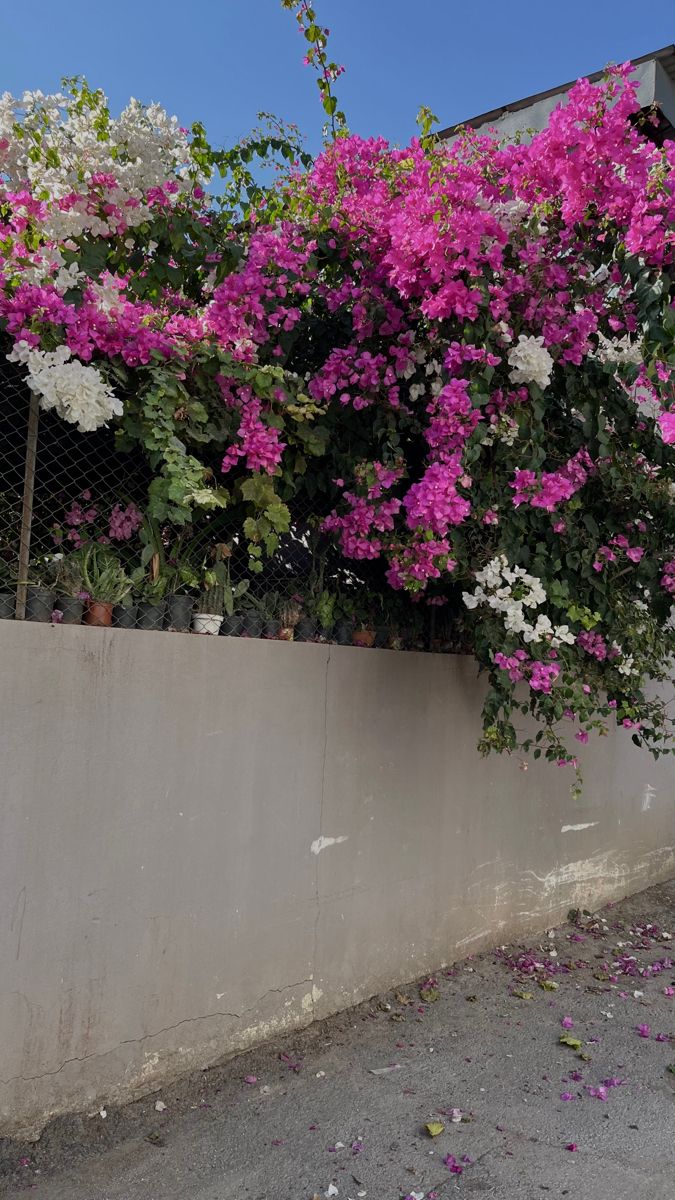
[
  {"xmin": 451, "ymin": 60, "xmax": 675, "ymax": 143},
  {"xmin": 0, "ymin": 622, "xmax": 673, "ymax": 1138}
]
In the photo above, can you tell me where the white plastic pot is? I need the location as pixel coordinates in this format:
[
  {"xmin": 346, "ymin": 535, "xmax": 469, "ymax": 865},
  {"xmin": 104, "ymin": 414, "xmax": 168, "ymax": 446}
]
[{"xmin": 192, "ymin": 612, "xmax": 222, "ymax": 635}]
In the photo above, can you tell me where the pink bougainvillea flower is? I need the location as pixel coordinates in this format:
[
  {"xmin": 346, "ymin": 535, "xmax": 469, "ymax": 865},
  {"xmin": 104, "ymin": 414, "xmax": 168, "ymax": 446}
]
[
  {"xmin": 566, "ymin": 1143, "xmax": 578, "ymax": 1152},
  {"xmin": 561, "ymin": 1016, "xmax": 575, "ymax": 1029},
  {"xmin": 443, "ymin": 1154, "xmax": 463, "ymax": 1175},
  {"xmin": 636, "ymin": 1024, "xmax": 651, "ymax": 1038},
  {"xmin": 658, "ymin": 411, "xmax": 675, "ymax": 443},
  {"xmin": 560, "ymin": 1092, "xmax": 575, "ymax": 1101}
]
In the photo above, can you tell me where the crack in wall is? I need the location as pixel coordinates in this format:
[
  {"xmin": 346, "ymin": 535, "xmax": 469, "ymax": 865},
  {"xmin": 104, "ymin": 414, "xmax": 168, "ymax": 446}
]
[{"xmin": 0, "ymin": 978, "xmax": 313, "ymax": 1087}]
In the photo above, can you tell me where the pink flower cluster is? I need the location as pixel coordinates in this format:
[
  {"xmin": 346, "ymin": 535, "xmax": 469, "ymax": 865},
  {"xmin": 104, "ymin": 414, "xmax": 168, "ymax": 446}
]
[
  {"xmin": 660, "ymin": 560, "xmax": 675, "ymax": 595},
  {"xmin": 221, "ymin": 387, "xmax": 286, "ymax": 475},
  {"xmin": 494, "ymin": 650, "xmax": 561, "ymax": 694},
  {"xmin": 510, "ymin": 449, "xmax": 593, "ymax": 512},
  {"xmin": 108, "ymin": 502, "xmax": 143, "ymax": 541},
  {"xmin": 576, "ymin": 631, "xmax": 608, "ymax": 661}
]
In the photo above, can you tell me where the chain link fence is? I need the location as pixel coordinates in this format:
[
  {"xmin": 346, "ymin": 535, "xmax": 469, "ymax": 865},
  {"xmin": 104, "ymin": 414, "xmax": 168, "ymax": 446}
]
[{"xmin": 0, "ymin": 350, "xmax": 460, "ymax": 651}]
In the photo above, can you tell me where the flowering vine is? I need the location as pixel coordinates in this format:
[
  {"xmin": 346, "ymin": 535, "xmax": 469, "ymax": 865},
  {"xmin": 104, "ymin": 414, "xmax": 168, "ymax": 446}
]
[{"xmin": 1, "ymin": 22, "xmax": 674, "ymax": 782}]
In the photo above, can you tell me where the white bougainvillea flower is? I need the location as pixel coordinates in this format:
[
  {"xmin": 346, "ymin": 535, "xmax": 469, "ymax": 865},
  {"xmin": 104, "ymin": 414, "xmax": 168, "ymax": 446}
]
[{"xmin": 507, "ymin": 334, "xmax": 554, "ymax": 390}]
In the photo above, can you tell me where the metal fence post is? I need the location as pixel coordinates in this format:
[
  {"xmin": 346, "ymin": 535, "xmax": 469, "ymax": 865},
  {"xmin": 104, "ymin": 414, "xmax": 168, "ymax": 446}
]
[{"xmin": 15, "ymin": 392, "xmax": 40, "ymax": 620}]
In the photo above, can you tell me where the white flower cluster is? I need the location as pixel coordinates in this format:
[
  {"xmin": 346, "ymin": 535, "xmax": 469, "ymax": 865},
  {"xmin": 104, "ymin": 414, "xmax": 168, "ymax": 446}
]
[
  {"xmin": 7, "ymin": 342, "xmax": 123, "ymax": 432},
  {"xmin": 88, "ymin": 273, "xmax": 126, "ymax": 315},
  {"xmin": 610, "ymin": 642, "xmax": 638, "ymax": 677},
  {"xmin": 595, "ymin": 332, "xmax": 642, "ymax": 366},
  {"xmin": 0, "ymin": 88, "xmax": 199, "ymax": 248},
  {"xmin": 462, "ymin": 554, "xmax": 575, "ymax": 646},
  {"xmin": 480, "ymin": 414, "xmax": 519, "ymax": 447},
  {"xmin": 507, "ymin": 334, "xmax": 554, "ymax": 390},
  {"xmin": 631, "ymin": 383, "xmax": 661, "ymax": 422}
]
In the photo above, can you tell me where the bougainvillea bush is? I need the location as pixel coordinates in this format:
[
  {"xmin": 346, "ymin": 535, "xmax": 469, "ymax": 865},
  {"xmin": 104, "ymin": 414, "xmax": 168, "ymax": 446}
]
[{"xmin": 1, "ymin": 10, "xmax": 674, "ymax": 781}]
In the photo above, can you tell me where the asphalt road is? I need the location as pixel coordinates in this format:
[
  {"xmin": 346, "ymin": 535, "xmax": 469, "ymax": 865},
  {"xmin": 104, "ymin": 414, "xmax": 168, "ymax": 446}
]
[{"xmin": 1, "ymin": 880, "xmax": 674, "ymax": 1200}]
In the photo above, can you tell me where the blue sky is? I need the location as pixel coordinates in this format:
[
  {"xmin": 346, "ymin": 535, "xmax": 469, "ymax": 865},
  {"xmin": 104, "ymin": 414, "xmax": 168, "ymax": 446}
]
[{"xmin": 2, "ymin": 1, "xmax": 674, "ymax": 153}]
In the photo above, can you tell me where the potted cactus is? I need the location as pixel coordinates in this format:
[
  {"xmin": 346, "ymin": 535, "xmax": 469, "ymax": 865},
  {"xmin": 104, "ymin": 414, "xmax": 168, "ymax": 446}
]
[
  {"xmin": 278, "ymin": 594, "xmax": 303, "ymax": 641},
  {"xmin": 81, "ymin": 545, "xmax": 131, "ymax": 627},
  {"xmin": 193, "ymin": 582, "xmax": 224, "ymax": 635}
]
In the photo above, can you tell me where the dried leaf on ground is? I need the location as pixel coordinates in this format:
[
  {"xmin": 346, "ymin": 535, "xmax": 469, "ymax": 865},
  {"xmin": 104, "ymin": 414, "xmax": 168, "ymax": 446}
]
[{"xmin": 425, "ymin": 1122, "xmax": 445, "ymax": 1137}]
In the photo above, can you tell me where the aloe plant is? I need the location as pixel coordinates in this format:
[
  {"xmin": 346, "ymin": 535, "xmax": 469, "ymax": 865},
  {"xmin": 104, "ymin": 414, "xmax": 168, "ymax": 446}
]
[{"xmin": 81, "ymin": 545, "xmax": 131, "ymax": 604}]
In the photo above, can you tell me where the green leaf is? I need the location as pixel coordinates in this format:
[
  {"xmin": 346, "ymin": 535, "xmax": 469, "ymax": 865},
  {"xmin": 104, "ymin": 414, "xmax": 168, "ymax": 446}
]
[{"xmin": 240, "ymin": 474, "xmax": 278, "ymax": 509}]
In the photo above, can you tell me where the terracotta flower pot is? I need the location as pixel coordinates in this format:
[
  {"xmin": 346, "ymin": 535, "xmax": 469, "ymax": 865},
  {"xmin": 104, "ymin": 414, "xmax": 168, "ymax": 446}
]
[
  {"xmin": 84, "ymin": 600, "xmax": 113, "ymax": 628},
  {"xmin": 352, "ymin": 628, "xmax": 375, "ymax": 648}
]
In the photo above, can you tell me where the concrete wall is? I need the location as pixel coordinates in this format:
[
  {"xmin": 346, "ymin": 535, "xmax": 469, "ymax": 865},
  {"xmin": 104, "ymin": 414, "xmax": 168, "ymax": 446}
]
[
  {"xmin": 0, "ymin": 623, "xmax": 673, "ymax": 1138},
  {"xmin": 450, "ymin": 59, "xmax": 675, "ymax": 144}
]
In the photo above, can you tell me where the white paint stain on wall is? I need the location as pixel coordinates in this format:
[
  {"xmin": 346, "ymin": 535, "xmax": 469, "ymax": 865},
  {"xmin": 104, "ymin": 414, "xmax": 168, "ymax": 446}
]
[
  {"xmin": 311, "ymin": 835, "xmax": 348, "ymax": 855},
  {"xmin": 560, "ymin": 822, "xmax": 599, "ymax": 833},
  {"xmin": 641, "ymin": 784, "xmax": 656, "ymax": 812},
  {"xmin": 456, "ymin": 929, "xmax": 490, "ymax": 948}
]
